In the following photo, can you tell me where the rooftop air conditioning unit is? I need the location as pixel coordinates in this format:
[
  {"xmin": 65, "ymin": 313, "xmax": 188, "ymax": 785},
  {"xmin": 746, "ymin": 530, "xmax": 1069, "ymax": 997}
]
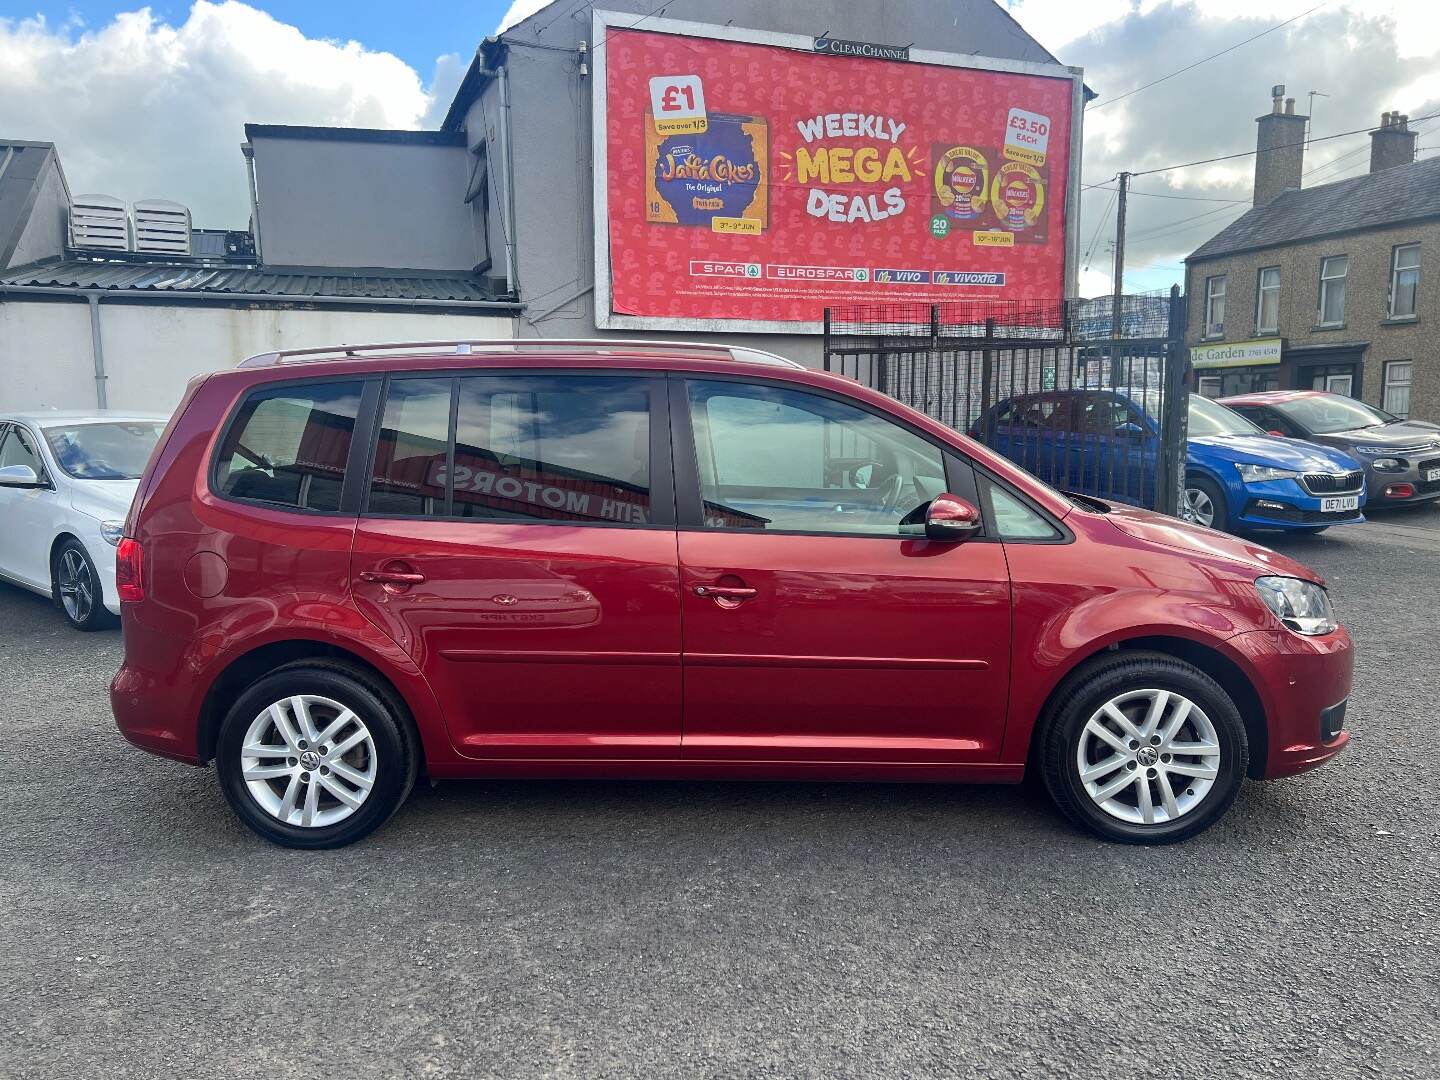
[
  {"xmin": 133, "ymin": 199, "xmax": 192, "ymax": 256},
  {"xmin": 69, "ymin": 194, "xmax": 131, "ymax": 252}
]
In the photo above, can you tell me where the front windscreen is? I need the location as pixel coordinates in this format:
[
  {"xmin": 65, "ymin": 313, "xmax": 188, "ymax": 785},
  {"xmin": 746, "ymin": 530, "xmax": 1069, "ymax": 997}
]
[
  {"xmin": 1274, "ymin": 395, "xmax": 1394, "ymax": 434},
  {"xmin": 42, "ymin": 422, "xmax": 166, "ymax": 480},
  {"xmin": 1187, "ymin": 395, "xmax": 1264, "ymax": 438}
]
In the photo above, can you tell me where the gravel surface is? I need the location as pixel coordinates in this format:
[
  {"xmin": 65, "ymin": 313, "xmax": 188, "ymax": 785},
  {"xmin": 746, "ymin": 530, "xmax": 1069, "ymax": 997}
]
[{"xmin": 2, "ymin": 507, "xmax": 1438, "ymax": 1079}]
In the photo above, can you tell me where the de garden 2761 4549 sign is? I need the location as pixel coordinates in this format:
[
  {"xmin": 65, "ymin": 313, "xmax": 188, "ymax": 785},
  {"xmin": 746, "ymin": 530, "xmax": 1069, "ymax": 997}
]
[{"xmin": 597, "ymin": 21, "xmax": 1078, "ymax": 329}]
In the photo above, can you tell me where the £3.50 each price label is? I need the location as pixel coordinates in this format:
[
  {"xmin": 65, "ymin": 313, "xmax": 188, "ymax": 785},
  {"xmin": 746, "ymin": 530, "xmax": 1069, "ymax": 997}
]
[
  {"xmin": 649, "ymin": 75, "xmax": 708, "ymax": 135},
  {"xmin": 1003, "ymin": 107, "xmax": 1050, "ymax": 166}
]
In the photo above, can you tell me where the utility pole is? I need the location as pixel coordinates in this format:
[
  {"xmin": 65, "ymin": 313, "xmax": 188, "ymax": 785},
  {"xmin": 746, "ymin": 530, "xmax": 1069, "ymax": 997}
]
[{"xmin": 1111, "ymin": 171, "xmax": 1129, "ymax": 334}]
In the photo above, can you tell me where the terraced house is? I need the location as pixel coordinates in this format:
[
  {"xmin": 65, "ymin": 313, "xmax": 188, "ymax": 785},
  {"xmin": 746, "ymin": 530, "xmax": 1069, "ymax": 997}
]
[{"xmin": 1185, "ymin": 91, "xmax": 1438, "ymax": 421}]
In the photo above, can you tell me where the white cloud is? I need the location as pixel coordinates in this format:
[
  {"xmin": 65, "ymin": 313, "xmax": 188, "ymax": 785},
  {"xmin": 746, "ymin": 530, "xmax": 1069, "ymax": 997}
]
[
  {"xmin": 0, "ymin": 2, "xmax": 455, "ymax": 229},
  {"xmin": 497, "ymin": 1, "xmax": 551, "ymax": 34}
]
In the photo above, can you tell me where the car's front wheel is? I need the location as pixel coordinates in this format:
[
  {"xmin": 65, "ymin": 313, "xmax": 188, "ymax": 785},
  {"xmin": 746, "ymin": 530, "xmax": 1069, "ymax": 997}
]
[
  {"xmin": 52, "ymin": 537, "xmax": 115, "ymax": 631},
  {"xmin": 215, "ymin": 662, "xmax": 418, "ymax": 848},
  {"xmin": 1183, "ymin": 475, "xmax": 1229, "ymax": 532},
  {"xmin": 1038, "ymin": 651, "xmax": 1249, "ymax": 843}
]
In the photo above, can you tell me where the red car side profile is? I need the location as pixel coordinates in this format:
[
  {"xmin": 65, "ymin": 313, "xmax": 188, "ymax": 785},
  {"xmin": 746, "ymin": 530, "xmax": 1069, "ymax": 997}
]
[{"xmin": 111, "ymin": 341, "xmax": 1352, "ymax": 847}]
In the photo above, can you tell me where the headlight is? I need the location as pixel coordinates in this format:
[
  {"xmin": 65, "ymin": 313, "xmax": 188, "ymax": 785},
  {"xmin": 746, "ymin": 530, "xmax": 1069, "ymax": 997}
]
[
  {"xmin": 1236, "ymin": 463, "xmax": 1299, "ymax": 483},
  {"xmin": 1370, "ymin": 457, "xmax": 1404, "ymax": 472},
  {"xmin": 100, "ymin": 521, "xmax": 125, "ymax": 546},
  {"xmin": 1255, "ymin": 576, "xmax": 1338, "ymax": 636}
]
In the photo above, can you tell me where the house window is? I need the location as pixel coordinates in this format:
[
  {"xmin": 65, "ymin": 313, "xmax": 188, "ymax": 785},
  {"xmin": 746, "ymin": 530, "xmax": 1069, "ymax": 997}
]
[
  {"xmin": 1203, "ymin": 275, "xmax": 1226, "ymax": 338},
  {"xmin": 1390, "ymin": 244, "xmax": 1420, "ymax": 319},
  {"xmin": 1255, "ymin": 266, "xmax": 1280, "ymax": 334},
  {"xmin": 1318, "ymin": 255, "xmax": 1348, "ymax": 326},
  {"xmin": 464, "ymin": 141, "xmax": 491, "ymax": 271},
  {"xmin": 1197, "ymin": 376, "xmax": 1223, "ymax": 399},
  {"xmin": 1383, "ymin": 360, "xmax": 1412, "ymax": 418}
]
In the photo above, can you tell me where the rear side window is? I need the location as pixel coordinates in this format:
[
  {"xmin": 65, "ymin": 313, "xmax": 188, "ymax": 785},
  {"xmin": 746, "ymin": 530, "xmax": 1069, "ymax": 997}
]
[
  {"xmin": 214, "ymin": 381, "xmax": 363, "ymax": 512},
  {"xmin": 452, "ymin": 375, "xmax": 652, "ymax": 524}
]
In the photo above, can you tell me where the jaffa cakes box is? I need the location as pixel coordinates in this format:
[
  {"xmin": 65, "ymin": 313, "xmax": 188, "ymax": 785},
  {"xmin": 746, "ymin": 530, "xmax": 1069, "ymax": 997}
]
[{"xmin": 645, "ymin": 112, "xmax": 769, "ymax": 234}]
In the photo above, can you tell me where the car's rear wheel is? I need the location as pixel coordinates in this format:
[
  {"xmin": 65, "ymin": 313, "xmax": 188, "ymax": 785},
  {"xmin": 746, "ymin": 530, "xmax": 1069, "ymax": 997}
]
[
  {"xmin": 1183, "ymin": 476, "xmax": 1228, "ymax": 531},
  {"xmin": 1038, "ymin": 651, "xmax": 1248, "ymax": 843},
  {"xmin": 52, "ymin": 538, "xmax": 115, "ymax": 631},
  {"xmin": 215, "ymin": 663, "xmax": 417, "ymax": 848}
]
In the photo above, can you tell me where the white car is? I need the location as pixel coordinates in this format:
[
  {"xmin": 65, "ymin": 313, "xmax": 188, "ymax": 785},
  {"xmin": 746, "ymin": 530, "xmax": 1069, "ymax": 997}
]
[{"xmin": 0, "ymin": 411, "xmax": 170, "ymax": 629}]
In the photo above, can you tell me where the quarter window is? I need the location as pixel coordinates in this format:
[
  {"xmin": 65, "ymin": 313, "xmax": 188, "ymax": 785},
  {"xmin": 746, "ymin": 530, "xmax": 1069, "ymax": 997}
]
[
  {"xmin": 451, "ymin": 376, "xmax": 652, "ymax": 524},
  {"xmin": 1203, "ymin": 275, "xmax": 1226, "ymax": 338},
  {"xmin": 987, "ymin": 483, "xmax": 1060, "ymax": 540},
  {"xmin": 214, "ymin": 381, "xmax": 364, "ymax": 511},
  {"xmin": 1390, "ymin": 244, "xmax": 1420, "ymax": 318},
  {"xmin": 1318, "ymin": 256, "xmax": 1348, "ymax": 326},
  {"xmin": 687, "ymin": 380, "xmax": 947, "ymax": 535},
  {"xmin": 1256, "ymin": 266, "xmax": 1280, "ymax": 334},
  {"xmin": 1383, "ymin": 360, "xmax": 1413, "ymax": 418}
]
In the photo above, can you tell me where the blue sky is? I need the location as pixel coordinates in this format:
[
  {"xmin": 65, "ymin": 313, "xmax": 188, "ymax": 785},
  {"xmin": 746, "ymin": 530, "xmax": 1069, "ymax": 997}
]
[{"xmin": 8, "ymin": 1, "xmax": 512, "ymax": 71}]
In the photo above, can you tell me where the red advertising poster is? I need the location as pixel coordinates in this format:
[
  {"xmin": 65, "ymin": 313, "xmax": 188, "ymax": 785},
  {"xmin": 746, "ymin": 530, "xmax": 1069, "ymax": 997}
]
[{"xmin": 600, "ymin": 27, "xmax": 1076, "ymax": 326}]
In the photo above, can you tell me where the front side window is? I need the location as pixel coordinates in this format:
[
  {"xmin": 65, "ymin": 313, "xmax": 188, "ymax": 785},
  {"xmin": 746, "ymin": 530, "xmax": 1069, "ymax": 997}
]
[
  {"xmin": 1383, "ymin": 360, "xmax": 1413, "ymax": 418},
  {"xmin": 1319, "ymin": 256, "xmax": 1348, "ymax": 326},
  {"xmin": 1204, "ymin": 275, "xmax": 1226, "ymax": 338},
  {"xmin": 1256, "ymin": 266, "xmax": 1280, "ymax": 333},
  {"xmin": 687, "ymin": 380, "xmax": 946, "ymax": 535},
  {"xmin": 0, "ymin": 424, "xmax": 42, "ymax": 474},
  {"xmin": 451, "ymin": 375, "xmax": 652, "ymax": 524},
  {"xmin": 214, "ymin": 381, "xmax": 364, "ymax": 512},
  {"xmin": 1390, "ymin": 244, "xmax": 1420, "ymax": 318}
]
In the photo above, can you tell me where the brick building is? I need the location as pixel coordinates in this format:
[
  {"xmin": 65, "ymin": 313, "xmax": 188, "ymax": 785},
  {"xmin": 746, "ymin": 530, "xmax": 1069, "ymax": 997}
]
[{"xmin": 1184, "ymin": 91, "xmax": 1437, "ymax": 421}]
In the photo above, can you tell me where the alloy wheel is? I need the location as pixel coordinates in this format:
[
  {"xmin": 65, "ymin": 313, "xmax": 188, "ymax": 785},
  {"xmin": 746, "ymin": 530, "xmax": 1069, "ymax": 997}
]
[
  {"xmin": 57, "ymin": 548, "xmax": 95, "ymax": 625},
  {"xmin": 239, "ymin": 694, "xmax": 377, "ymax": 828},
  {"xmin": 1075, "ymin": 688, "xmax": 1221, "ymax": 826},
  {"xmin": 1183, "ymin": 487, "xmax": 1215, "ymax": 528}
]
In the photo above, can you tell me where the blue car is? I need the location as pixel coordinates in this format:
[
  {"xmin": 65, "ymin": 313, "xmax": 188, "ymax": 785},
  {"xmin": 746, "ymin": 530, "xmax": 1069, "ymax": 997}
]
[{"xmin": 973, "ymin": 390, "xmax": 1367, "ymax": 533}]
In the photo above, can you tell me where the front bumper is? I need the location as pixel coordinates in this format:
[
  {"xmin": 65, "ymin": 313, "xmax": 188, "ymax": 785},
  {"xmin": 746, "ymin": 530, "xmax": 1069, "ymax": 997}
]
[
  {"xmin": 1365, "ymin": 456, "xmax": 1440, "ymax": 504},
  {"xmin": 1228, "ymin": 626, "xmax": 1353, "ymax": 779},
  {"xmin": 1233, "ymin": 476, "xmax": 1365, "ymax": 530}
]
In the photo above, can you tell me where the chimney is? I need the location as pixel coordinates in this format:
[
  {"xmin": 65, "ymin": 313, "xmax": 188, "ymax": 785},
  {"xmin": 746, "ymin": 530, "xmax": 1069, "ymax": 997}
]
[
  {"xmin": 1253, "ymin": 83, "xmax": 1308, "ymax": 206},
  {"xmin": 1370, "ymin": 111, "xmax": 1418, "ymax": 173}
]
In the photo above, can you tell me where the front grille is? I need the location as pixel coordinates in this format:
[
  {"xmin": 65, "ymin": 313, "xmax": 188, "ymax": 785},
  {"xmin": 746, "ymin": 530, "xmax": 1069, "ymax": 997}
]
[
  {"xmin": 1300, "ymin": 470, "xmax": 1364, "ymax": 495},
  {"xmin": 1242, "ymin": 500, "xmax": 1363, "ymax": 524}
]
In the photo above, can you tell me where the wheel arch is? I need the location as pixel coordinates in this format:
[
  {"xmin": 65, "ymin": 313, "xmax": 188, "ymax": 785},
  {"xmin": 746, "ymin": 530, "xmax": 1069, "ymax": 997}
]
[
  {"xmin": 196, "ymin": 639, "xmax": 426, "ymax": 771},
  {"xmin": 1026, "ymin": 635, "xmax": 1268, "ymax": 780}
]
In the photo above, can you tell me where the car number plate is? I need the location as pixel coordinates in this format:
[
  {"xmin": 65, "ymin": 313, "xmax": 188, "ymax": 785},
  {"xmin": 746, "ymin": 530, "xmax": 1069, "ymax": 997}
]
[
  {"xmin": 1424, "ymin": 465, "xmax": 1440, "ymax": 482},
  {"xmin": 1321, "ymin": 496, "xmax": 1360, "ymax": 512}
]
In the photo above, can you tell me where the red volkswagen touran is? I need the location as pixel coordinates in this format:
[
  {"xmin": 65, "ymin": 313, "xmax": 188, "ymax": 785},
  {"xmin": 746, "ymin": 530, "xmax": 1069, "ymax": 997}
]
[{"xmin": 112, "ymin": 341, "xmax": 1352, "ymax": 848}]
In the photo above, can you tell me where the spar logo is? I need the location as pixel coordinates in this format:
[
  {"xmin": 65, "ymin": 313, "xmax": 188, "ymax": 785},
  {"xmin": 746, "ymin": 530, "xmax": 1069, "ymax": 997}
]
[{"xmin": 690, "ymin": 260, "xmax": 762, "ymax": 279}]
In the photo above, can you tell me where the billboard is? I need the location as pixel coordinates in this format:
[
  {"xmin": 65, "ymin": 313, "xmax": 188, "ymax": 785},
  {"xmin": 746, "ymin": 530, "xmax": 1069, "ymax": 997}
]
[{"xmin": 592, "ymin": 11, "xmax": 1083, "ymax": 332}]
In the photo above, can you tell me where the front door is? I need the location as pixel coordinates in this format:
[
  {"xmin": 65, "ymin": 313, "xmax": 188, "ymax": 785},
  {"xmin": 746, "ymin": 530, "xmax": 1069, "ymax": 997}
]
[
  {"xmin": 351, "ymin": 371, "xmax": 682, "ymax": 760},
  {"xmin": 0, "ymin": 423, "xmax": 60, "ymax": 590},
  {"xmin": 674, "ymin": 377, "xmax": 1012, "ymax": 764}
]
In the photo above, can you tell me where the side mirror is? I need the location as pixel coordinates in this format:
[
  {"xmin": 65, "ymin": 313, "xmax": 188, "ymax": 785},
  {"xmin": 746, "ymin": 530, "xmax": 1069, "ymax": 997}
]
[
  {"xmin": 902, "ymin": 493, "xmax": 982, "ymax": 541},
  {"xmin": 0, "ymin": 464, "xmax": 42, "ymax": 488}
]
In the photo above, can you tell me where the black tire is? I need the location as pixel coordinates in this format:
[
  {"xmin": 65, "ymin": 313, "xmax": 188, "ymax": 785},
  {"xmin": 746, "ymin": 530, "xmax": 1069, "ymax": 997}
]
[
  {"xmin": 51, "ymin": 537, "xmax": 116, "ymax": 631},
  {"xmin": 1037, "ymin": 651, "xmax": 1249, "ymax": 844},
  {"xmin": 1184, "ymin": 475, "xmax": 1229, "ymax": 532},
  {"xmin": 215, "ymin": 661, "xmax": 418, "ymax": 849}
]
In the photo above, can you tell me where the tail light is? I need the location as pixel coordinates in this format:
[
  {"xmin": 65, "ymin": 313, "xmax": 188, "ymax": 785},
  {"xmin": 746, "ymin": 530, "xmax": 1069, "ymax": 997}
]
[{"xmin": 116, "ymin": 538, "xmax": 144, "ymax": 602}]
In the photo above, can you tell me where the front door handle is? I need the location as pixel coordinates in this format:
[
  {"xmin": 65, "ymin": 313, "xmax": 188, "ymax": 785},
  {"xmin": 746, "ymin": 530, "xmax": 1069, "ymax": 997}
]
[{"xmin": 693, "ymin": 583, "xmax": 758, "ymax": 610}]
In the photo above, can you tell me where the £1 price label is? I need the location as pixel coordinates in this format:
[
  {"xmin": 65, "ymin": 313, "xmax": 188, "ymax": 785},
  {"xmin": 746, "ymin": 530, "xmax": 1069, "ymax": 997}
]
[
  {"xmin": 1003, "ymin": 107, "xmax": 1050, "ymax": 166},
  {"xmin": 649, "ymin": 75, "xmax": 708, "ymax": 135}
]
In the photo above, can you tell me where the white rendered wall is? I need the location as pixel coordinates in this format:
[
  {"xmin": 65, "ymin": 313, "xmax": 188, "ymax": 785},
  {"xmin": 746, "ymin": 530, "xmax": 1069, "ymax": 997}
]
[{"xmin": 0, "ymin": 300, "xmax": 517, "ymax": 413}]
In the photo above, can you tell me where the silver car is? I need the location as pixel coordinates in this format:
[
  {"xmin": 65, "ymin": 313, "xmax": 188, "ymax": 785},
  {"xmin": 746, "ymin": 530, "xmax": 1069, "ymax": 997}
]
[
  {"xmin": 0, "ymin": 411, "xmax": 169, "ymax": 629},
  {"xmin": 1221, "ymin": 391, "xmax": 1440, "ymax": 509}
]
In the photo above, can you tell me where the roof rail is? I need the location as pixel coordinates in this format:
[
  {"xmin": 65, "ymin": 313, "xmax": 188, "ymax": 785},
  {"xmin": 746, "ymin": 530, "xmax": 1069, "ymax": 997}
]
[{"xmin": 237, "ymin": 338, "xmax": 805, "ymax": 370}]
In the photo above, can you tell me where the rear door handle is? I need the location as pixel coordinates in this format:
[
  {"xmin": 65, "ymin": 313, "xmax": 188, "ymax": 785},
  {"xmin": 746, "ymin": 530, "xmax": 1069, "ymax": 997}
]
[{"xmin": 360, "ymin": 569, "xmax": 426, "ymax": 585}]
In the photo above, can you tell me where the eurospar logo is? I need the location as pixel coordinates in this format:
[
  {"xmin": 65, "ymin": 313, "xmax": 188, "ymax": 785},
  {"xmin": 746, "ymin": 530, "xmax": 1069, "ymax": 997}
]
[{"xmin": 768, "ymin": 264, "xmax": 868, "ymax": 281}]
